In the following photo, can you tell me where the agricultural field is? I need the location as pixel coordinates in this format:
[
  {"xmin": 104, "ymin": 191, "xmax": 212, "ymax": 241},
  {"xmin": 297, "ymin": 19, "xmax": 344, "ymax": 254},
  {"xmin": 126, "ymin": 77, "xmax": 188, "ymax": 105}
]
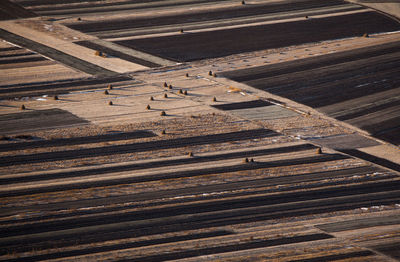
[{"xmin": 0, "ymin": 0, "xmax": 399, "ymax": 261}]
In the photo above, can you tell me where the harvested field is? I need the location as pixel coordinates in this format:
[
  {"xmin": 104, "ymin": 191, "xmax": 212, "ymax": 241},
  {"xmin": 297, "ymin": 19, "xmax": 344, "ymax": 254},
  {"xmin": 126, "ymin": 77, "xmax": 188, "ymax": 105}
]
[{"xmin": 1, "ymin": 0, "xmax": 399, "ymax": 261}]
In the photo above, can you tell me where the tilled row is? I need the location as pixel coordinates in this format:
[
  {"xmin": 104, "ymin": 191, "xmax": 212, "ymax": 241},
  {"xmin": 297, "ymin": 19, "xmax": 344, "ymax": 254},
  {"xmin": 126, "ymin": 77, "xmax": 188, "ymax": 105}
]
[
  {"xmin": 0, "ymin": 143, "xmax": 316, "ymax": 184},
  {"xmin": 0, "ymin": 74, "xmax": 134, "ymax": 99},
  {"xmin": 0, "ymin": 128, "xmax": 277, "ymax": 167},
  {"xmin": 0, "ymin": 153, "xmax": 349, "ymax": 197}
]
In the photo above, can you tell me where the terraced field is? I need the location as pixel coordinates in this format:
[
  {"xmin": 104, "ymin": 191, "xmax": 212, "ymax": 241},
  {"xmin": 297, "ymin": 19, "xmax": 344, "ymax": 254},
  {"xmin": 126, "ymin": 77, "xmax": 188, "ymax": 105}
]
[{"xmin": 1, "ymin": 0, "xmax": 400, "ymax": 261}]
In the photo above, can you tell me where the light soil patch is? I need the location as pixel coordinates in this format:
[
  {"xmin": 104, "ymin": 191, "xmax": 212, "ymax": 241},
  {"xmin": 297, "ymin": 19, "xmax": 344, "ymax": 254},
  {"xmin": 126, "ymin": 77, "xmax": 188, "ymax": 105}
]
[
  {"xmin": 0, "ymin": 64, "xmax": 89, "ymax": 86},
  {"xmin": 347, "ymin": 0, "xmax": 400, "ymax": 20},
  {"xmin": 359, "ymin": 144, "xmax": 400, "ymax": 165},
  {"xmin": 15, "ymin": 18, "xmax": 96, "ymax": 42}
]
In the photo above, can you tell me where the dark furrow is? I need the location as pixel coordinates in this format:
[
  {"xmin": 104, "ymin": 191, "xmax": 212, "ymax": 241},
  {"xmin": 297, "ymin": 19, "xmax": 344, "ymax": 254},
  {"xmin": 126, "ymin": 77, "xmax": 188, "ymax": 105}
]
[
  {"xmin": 0, "ymin": 55, "xmax": 46, "ymax": 64},
  {"xmin": 336, "ymin": 99, "xmax": 400, "ymax": 121},
  {"xmin": 0, "ymin": 75, "xmax": 134, "ymax": 99},
  {"xmin": 339, "ymin": 149, "xmax": 400, "ymax": 172},
  {"xmin": 245, "ymin": 53, "xmax": 400, "ymax": 92},
  {"xmin": 290, "ymin": 73, "xmax": 400, "ymax": 108},
  {"xmin": 0, "ymin": 51, "xmax": 36, "ymax": 58},
  {"xmin": 211, "ymin": 100, "xmax": 273, "ymax": 110},
  {"xmin": 250, "ymin": 67, "xmax": 400, "ymax": 108},
  {"xmin": 0, "ymin": 75, "xmax": 131, "ymax": 90},
  {"xmin": 373, "ymin": 126, "xmax": 400, "ymax": 145},
  {"xmin": 0, "ymin": 46, "xmax": 21, "ymax": 52},
  {"xmin": 0, "ymin": 0, "xmax": 36, "ymax": 21},
  {"xmin": 361, "ymin": 115, "xmax": 400, "ymax": 135},
  {"xmin": 0, "ymin": 109, "xmax": 89, "ymax": 135},
  {"xmin": 0, "ymin": 130, "xmax": 156, "ymax": 153}
]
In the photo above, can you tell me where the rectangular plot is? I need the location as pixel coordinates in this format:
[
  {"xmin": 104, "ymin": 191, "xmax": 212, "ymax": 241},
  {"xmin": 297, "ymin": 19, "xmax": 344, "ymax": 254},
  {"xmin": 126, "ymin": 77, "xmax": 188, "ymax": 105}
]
[
  {"xmin": 316, "ymin": 215, "xmax": 400, "ymax": 232},
  {"xmin": 372, "ymin": 242, "xmax": 400, "ymax": 260},
  {"xmin": 0, "ymin": 109, "xmax": 88, "ymax": 135},
  {"xmin": 0, "ymin": 130, "xmax": 156, "ymax": 152},
  {"xmin": 212, "ymin": 100, "xmax": 273, "ymax": 110},
  {"xmin": 289, "ymin": 251, "xmax": 375, "ymax": 262},
  {"xmin": 115, "ymin": 12, "xmax": 400, "ymax": 62},
  {"xmin": 339, "ymin": 149, "xmax": 400, "ymax": 172},
  {"xmin": 230, "ymin": 105, "xmax": 299, "ymax": 120},
  {"xmin": 128, "ymin": 234, "xmax": 333, "ymax": 262},
  {"xmin": 307, "ymin": 134, "xmax": 380, "ymax": 149}
]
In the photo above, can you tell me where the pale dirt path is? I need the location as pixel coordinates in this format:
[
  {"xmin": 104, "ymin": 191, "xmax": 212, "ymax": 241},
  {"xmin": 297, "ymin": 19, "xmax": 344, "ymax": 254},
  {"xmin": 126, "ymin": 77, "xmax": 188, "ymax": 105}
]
[
  {"xmin": 359, "ymin": 145, "xmax": 400, "ymax": 165},
  {"xmin": 0, "ymin": 20, "xmax": 148, "ymax": 74},
  {"xmin": 347, "ymin": 0, "xmax": 400, "ymax": 20}
]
